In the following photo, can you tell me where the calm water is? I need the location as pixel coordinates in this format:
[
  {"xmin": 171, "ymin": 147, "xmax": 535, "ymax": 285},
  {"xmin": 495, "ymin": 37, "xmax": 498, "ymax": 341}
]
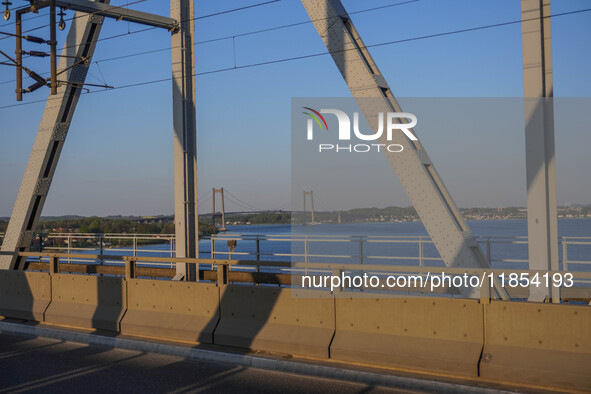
[
  {"xmin": 209, "ymin": 219, "xmax": 591, "ymax": 271},
  {"xmin": 222, "ymin": 218, "xmax": 591, "ymax": 238},
  {"xmin": 74, "ymin": 219, "xmax": 591, "ymax": 272}
]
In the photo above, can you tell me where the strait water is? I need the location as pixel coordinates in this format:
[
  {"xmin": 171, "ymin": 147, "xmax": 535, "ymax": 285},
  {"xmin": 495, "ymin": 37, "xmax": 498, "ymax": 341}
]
[
  {"xmin": 67, "ymin": 219, "xmax": 591, "ymax": 273},
  {"xmin": 214, "ymin": 219, "xmax": 591, "ymax": 272}
]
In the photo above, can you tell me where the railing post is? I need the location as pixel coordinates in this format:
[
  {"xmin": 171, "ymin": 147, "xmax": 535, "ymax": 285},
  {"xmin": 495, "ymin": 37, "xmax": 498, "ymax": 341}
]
[
  {"xmin": 562, "ymin": 237, "xmax": 568, "ymax": 272},
  {"xmin": 133, "ymin": 235, "xmax": 137, "ymax": 258},
  {"xmin": 170, "ymin": 237, "xmax": 175, "ymax": 268},
  {"xmin": 37, "ymin": 234, "xmax": 42, "ymax": 263},
  {"xmin": 304, "ymin": 236, "xmax": 309, "ymax": 275},
  {"xmin": 419, "ymin": 237, "xmax": 424, "ymax": 268},
  {"xmin": 486, "ymin": 238, "xmax": 492, "ymax": 265},
  {"xmin": 125, "ymin": 258, "xmax": 136, "ymax": 280},
  {"xmin": 256, "ymin": 237, "xmax": 260, "ymax": 273},
  {"xmin": 67, "ymin": 235, "xmax": 71, "ymax": 264},
  {"xmin": 49, "ymin": 256, "xmax": 60, "ymax": 275},
  {"xmin": 216, "ymin": 262, "xmax": 228, "ymax": 286},
  {"xmin": 99, "ymin": 234, "xmax": 104, "ymax": 265},
  {"xmin": 210, "ymin": 237, "xmax": 215, "ymax": 269},
  {"xmin": 359, "ymin": 237, "xmax": 364, "ymax": 265}
]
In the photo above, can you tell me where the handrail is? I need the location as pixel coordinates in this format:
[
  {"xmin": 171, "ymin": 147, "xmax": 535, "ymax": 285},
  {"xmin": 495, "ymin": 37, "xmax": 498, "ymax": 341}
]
[
  {"xmin": 3, "ymin": 232, "xmax": 591, "ymax": 274},
  {"xmin": 3, "ymin": 250, "xmax": 590, "ymax": 280},
  {"xmin": 0, "ymin": 250, "xmax": 587, "ymax": 302}
]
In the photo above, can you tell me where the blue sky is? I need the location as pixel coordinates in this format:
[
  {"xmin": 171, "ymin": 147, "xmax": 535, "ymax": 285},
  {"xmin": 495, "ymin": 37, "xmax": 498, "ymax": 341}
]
[{"xmin": 0, "ymin": 0, "xmax": 590, "ymax": 216}]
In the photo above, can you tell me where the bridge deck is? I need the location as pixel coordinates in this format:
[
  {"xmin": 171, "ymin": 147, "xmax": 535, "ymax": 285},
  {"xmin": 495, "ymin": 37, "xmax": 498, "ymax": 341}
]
[{"xmin": 0, "ymin": 321, "xmax": 528, "ymax": 394}]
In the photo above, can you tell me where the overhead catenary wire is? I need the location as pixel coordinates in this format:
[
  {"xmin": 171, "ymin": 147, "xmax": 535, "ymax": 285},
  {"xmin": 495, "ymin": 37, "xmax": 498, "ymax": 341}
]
[
  {"xmin": 0, "ymin": 0, "xmax": 152, "ymax": 92},
  {"xmin": 36, "ymin": 0, "xmax": 418, "ymax": 64},
  {"xmin": 0, "ymin": 0, "xmax": 149, "ymax": 42},
  {"xmin": 0, "ymin": 0, "xmax": 280, "ymax": 44},
  {"xmin": 0, "ymin": 0, "xmax": 413, "ymax": 85},
  {"xmin": 1, "ymin": 0, "xmax": 414, "ymax": 85},
  {"xmin": 0, "ymin": 0, "xmax": 285, "ymax": 85},
  {"xmin": 1, "ymin": 6, "xmax": 590, "ymax": 110}
]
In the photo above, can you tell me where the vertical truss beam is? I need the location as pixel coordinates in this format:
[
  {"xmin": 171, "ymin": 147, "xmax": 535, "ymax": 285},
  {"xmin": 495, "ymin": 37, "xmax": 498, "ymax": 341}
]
[
  {"xmin": 301, "ymin": 0, "xmax": 508, "ymax": 298},
  {"xmin": 0, "ymin": 5, "xmax": 109, "ymax": 270},
  {"xmin": 171, "ymin": 0, "xmax": 198, "ymax": 281},
  {"xmin": 521, "ymin": 0, "xmax": 559, "ymax": 302}
]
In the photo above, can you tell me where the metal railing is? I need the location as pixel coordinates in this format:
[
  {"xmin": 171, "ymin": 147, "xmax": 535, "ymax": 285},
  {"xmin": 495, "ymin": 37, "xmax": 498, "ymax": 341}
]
[
  {"xmin": 1, "ymin": 232, "xmax": 590, "ymax": 273},
  {"xmin": 28, "ymin": 233, "xmax": 176, "ymax": 267},
  {"xmin": 209, "ymin": 233, "xmax": 591, "ymax": 272},
  {"xmin": 1, "ymin": 249, "xmax": 590, "ymax": 302}
]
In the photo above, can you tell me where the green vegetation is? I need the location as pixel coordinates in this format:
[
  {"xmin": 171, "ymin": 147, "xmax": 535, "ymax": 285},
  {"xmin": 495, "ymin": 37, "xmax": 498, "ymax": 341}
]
[
  {"xmin": 0, "ymin": 205, "xmax": 589, "ymax": 236},
  {"xmin": 0, "ymin": 217, "xmax": 217, "ymax": 236},
  {"xmin": 224, "ymin": 212, "xmax": 290, "ymax": 225}
]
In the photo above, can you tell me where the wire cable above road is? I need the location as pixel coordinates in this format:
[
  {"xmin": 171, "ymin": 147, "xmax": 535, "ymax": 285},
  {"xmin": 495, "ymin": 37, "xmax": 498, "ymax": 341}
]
[{"xmin": 1, "ymin": 6, "xmax": 590, "ymax": 110}]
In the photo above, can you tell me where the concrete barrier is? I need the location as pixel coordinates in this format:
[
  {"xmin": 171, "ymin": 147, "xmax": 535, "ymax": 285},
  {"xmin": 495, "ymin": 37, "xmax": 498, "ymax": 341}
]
[
  {"xmin": 331, "ymin": 297, "xmax": 484, "ymax": 377},
  {"xmin": 480, "ymin": 301, "xmax": 591, "ymax": 391},
  {"xmin": 121, "ymin": 279, "xmax": 219, "ymax": 344},
  {"xmin": 0, "ymin": 271, "xmax": 51, "ymax": 321},
  {"xmin": 214, "ymin": 286, "xmax": 335, "ymax": 358},
  {"xmin": 45, "ymin": 274, "xmax": 126, "ymax": 332}
]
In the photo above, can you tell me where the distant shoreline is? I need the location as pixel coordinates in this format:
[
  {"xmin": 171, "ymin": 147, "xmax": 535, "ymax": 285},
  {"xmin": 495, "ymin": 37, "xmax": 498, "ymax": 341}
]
[{"xmin": 221, "ymin": 217, "xmax": 591, "ymax": 226}]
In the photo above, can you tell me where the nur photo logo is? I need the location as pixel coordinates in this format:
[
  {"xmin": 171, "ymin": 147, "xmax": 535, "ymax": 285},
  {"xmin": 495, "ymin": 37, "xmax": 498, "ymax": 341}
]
[{"xmin": 303, "ymin": 107, "xmax": 418, "ymax": 153}]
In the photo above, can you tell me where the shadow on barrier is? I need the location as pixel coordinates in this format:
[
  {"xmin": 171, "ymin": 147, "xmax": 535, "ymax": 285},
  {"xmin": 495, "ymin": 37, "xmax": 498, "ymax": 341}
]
[
  {"xmin": 119, "ymin": 260, "xmax": 335, "ymax": 359},
  {"xmin": 120, "ymin": 278, "xmax": 219, "ymax": 343},
  {"xmin": 0, "ymin": 257, "xmax": 125, "ymax": 335},
  {"xmin": 0, "ymin": 269, "xmax": 49, "ymax": 324},
  {"xmin": 5, "ymin": 257, "xmax": 591, "ymax": 392},
  {"xmin": 43, "ymin": 260, "xmax": 126, "ymax": 333},
  {"xmin": 212, "ymin": 283, "xmax": 335, "ymax": 358}
]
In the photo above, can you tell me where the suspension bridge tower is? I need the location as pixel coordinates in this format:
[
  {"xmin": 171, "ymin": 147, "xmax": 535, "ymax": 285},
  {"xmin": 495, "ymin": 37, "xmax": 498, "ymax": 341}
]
[
  {"xmin": 212, "ymin": 188, "xmax": 226, "ymax": 231},
  {"xmin": 303, "ymin": 190, "xmax": 315, "ymax": 225}
]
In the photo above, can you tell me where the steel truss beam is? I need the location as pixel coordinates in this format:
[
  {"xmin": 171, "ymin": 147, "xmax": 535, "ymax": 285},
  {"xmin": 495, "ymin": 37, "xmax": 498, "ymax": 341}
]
[
  {"xmin": 300, "ymin": 0, "xmax": 507, "ymax": 298},
  {"xmin": 521, "ymin": 0, "xmax": 559, "ymax": 302},
  {"xmin": 0, "ymin": 4, "xmax": 110, "ymax": 269},
  {"xmin": 2, "ymin": 1, "xmax": 196, "ymax": 282},
  {"xmin": 171, "ymin": 0, "xmax": 198, "ymax": 281},
  {"xmin": 26, "ymin": 0, "xmax": 177, "ymax": 30}
]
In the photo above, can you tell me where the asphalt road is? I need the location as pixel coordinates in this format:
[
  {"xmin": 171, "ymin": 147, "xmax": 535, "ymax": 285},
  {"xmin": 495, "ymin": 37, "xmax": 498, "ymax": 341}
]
[{"xmin": 0, "ymin": 334, "xmax": 409, "ymax": 394}]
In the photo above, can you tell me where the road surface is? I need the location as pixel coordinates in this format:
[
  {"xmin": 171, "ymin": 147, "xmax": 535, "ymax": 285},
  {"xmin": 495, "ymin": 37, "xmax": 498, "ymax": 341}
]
[{"xmin": 0, "ymin": 334, "xmax": 413, "ymax": 393}]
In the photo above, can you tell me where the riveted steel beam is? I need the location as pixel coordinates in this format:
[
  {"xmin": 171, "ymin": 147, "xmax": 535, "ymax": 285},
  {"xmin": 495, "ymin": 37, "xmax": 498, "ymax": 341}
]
[
  {"xmin": 25, "ymin": 0, "xmax": 177, "ymax": 31},
  {"xmin": 0, "ymin": 4, "xmax": 110, "ymax": 270},
  {"xmin": 171, "ymin": 0, "xmax": 198, "ymax": 281},
  {"xmin": 521, "ymin": 0, "xmax": 559, "ymax": 302},
  {"xmin": 300, "ymin": 0, "xmax": 508, "ymax": 299}
]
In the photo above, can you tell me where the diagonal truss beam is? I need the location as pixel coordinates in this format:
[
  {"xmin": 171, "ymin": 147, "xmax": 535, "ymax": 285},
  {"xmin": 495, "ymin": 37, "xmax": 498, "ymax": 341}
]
[
  {"xmin": 0, "ymin": 5, "xmax": 110, "ymax": 270},
  {"xmin": 301, "ymin": 0, "xmax": 507, "ymax": 298},
  {"xmin": 2, "ymin": 1, "xmax": 195, "ymax": 281}
]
